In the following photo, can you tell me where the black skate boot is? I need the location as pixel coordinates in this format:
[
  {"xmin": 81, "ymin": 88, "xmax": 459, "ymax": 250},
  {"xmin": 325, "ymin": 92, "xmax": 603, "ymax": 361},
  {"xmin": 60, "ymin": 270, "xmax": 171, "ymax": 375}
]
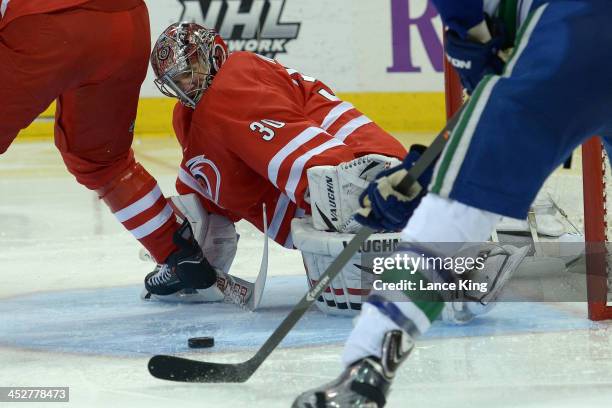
[
  {"xmin": 292, "ymin": 330, "xmax": 413, "ymax": 408},
  {"xmin": 144, "ymin": 220, "xmax": 217, "ymax": 296}
]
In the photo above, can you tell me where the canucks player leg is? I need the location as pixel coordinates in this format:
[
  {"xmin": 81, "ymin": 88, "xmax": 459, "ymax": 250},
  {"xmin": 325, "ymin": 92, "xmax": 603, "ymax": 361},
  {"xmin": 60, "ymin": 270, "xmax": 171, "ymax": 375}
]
[
  {"xmin": 295, "ymin": 0, "xmax": 612, "ymax": 405},
  {"xmin": 293, "ymin": 195, "xmax": 522, "ymax": 407}
]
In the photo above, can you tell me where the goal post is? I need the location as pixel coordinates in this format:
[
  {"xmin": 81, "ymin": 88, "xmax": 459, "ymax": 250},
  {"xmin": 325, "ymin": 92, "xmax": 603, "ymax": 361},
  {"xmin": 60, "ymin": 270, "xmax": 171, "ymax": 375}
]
[
  {"xmin": 443, "ymin": 57, "xmax": 463, "ymax": 119},
  {"xmin": 582, "ymin": 138, "xmax": 612, "ymax": 320}
]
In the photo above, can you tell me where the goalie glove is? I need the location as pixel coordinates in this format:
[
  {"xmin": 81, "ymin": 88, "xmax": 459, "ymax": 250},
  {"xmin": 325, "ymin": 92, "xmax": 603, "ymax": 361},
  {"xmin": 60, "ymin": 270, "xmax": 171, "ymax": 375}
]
[
  {"xmin": 354, "ymin": 145, "xmax": 434, "ymax": 232},
  {"xmin": 445, "ymin": 15, "xmax": 508, "ymax": 94}
]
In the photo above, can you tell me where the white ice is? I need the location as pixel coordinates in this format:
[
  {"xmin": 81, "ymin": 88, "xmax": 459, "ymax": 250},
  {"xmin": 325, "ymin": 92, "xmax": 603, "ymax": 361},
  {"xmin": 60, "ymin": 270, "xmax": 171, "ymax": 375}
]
[{"xmin": 1, "ymin": 137, "xmax": 612, "ymax": 408}]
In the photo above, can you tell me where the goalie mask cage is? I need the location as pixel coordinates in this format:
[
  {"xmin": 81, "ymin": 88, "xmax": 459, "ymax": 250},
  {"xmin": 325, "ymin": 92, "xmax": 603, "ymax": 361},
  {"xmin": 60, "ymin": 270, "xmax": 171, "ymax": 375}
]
[{"xmin": 443, "ymin": 60, "xmax": 612, "ymax": 321}]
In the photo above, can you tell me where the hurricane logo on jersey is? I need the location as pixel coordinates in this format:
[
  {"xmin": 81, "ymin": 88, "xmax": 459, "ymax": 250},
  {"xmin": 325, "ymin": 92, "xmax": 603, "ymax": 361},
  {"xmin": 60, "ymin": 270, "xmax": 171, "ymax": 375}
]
[{"xmin": 186, "ymin": 155, "xmax": 222, "ymax": 203}]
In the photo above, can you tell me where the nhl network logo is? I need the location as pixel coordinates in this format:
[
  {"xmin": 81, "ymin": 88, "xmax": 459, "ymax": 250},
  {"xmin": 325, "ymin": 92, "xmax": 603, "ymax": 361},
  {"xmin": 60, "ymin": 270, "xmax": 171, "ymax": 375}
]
[{"xmin": 178, "ymin": 0, "xmax": 300, "ymax": 58}]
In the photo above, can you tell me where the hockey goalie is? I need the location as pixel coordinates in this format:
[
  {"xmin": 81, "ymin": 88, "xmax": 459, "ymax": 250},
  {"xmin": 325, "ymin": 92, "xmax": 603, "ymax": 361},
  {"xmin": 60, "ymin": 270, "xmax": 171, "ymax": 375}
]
[
  {"xmin": 143, "ymin": 22, "xmax": 578, "ymax": 323},
  {"xmin": 144, "ymin": 22, "xmax": 406, "ymax": 305}
]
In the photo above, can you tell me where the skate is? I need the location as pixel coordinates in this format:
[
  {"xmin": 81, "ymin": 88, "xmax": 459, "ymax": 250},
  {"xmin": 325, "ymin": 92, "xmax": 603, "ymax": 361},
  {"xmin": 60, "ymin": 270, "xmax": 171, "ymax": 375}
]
[
  {"xmin": 144, "ymin": 220, "xmax": 217, "ymax": 296},
  {"xmin": 293, "ymin": 330, "xmax": 412, "ymax": 408}
]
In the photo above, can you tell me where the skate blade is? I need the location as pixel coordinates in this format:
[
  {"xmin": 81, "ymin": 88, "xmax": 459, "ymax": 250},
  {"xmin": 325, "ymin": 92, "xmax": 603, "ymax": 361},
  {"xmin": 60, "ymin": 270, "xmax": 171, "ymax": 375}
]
[{"xmin": 140, "ymin": 285, "xmax": 225, "ymax": 303}]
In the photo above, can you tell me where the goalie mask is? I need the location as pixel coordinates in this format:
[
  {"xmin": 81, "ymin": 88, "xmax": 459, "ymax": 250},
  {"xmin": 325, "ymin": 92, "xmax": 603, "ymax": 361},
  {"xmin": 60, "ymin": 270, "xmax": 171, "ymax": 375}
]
[{"xmin": 151, "ymin": 22, "xmax": 228, "ymax": 108}]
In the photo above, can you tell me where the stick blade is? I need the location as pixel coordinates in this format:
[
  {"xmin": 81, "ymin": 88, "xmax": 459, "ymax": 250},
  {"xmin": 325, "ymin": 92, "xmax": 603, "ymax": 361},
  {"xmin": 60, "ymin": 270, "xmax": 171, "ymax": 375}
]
[{"xmin": 148, "ymin": 355, "xmax": 252, "ymax": 383}]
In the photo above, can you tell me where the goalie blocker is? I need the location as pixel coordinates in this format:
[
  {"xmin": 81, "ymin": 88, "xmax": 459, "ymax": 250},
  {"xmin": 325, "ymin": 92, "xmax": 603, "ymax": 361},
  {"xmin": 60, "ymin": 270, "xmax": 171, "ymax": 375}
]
[{"xmin": 306, "ymin": 154, "xmax": 401, "ymax": 233}]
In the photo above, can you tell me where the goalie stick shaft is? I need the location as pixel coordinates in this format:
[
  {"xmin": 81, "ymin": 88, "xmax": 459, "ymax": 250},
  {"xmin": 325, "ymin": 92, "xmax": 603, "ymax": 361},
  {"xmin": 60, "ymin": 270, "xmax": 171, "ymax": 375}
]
[{"xmin": 148, "ymin": 104, "xmax": 466, "ymax": 383}]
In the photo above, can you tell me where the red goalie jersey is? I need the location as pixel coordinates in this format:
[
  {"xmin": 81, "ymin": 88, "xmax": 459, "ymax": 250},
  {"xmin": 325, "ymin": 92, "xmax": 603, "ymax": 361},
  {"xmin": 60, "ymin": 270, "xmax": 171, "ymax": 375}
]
[{"xmin": 174, "ymin": 52, "xmax": 406, "ymax": 247}]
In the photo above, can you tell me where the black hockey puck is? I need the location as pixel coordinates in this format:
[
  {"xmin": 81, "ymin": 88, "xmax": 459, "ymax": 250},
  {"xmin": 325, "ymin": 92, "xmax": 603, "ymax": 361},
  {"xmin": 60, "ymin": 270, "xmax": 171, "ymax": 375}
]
[{"xmin": 188, "ymin": 336, "xmax": 215, "ymax": 348}]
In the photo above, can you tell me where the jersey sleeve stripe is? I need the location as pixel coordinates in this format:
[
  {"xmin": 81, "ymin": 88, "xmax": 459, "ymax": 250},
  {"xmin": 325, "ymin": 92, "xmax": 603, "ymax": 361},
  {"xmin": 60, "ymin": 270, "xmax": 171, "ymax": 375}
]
[
  {"xmin": 268, "ymin": 193, "xmax": 291, "ymax": 241},
  {"xmin": 320, "ymin": 101, "xmax": 354, "ymax": 131},
  {"xmin": 129, "ymin": 203, "xmax": 174, "ymax": 240},
  {"xmin": 113, "ymin": 185, "xmax": 163, "ymax": 223},
  {"xmin": 268, "ymin": 126, "xmax": 327, "ymax": 187},
  {"xmin": 333, "ymin": 115, "xmax": 372, "ymax": 142},
  {"xmin": 285, "ymin": 138, "xmax": 345, "ymax": 202}
]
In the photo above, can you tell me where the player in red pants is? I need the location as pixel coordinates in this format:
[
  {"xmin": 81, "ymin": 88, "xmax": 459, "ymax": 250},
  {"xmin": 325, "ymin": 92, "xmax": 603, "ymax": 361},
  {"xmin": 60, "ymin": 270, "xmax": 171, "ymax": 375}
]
[{"xmin": 0, "ymin": 0, "xmax": 217, "ymax": 293}]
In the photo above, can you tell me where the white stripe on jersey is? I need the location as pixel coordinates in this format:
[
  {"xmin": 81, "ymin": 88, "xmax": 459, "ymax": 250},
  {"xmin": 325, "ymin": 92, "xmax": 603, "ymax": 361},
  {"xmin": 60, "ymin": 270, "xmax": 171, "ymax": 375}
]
[
  {"xmin": 113, "ymin": 185, "xmax": 163, "ymax": 223},
  {"xmin": 334, "ymin": 115, "xmax": 372, "ymax": 142},
  {"xmin": 321, "ymin": 102, "xmax": 354, "ymax": 131},
  {"xmin": 268, "ymin": 193, "xmax": 290, "ymax": 242},
  {"xmin": 129, "ymin": 204, "xmax": 174, "ymax": 240},
  {"xmin": 1, "ymin": 0, "xmax": 9, "ymax": 17},
  {"xmin": 285, "ymin": 138, "xmax": 345, "ymax": 202},
  {"xmin": 178, "ymin": 167, "xmax": 211, "ymax": 201},
  {"xmin": 268, "ymin": 126, "xmax": 326, "ymax": 187},
  {"xmin": 518, "ymin": 0, "xmax": 534, "ymax": 28}
]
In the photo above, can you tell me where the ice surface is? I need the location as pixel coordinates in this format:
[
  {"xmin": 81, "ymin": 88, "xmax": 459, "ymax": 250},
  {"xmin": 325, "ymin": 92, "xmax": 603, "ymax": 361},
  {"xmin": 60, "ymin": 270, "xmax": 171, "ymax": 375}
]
[{"xmin": 2, "ymin": 139, "xmax": 612, "ymax": 408}]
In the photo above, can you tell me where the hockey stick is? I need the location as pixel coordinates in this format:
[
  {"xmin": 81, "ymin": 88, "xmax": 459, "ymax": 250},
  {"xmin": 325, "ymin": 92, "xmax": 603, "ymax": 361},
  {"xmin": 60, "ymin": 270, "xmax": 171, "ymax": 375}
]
[
  {"xmin": 249, "ymin": 204, "xmax": 269, "ymax": 310},
  {"xmin": 147, "ymin": 105, "xmax": 466, "ymax": 383},
  {"xmin": 225, "ymin": 203, "xmax": 269, "ymax": 310}
]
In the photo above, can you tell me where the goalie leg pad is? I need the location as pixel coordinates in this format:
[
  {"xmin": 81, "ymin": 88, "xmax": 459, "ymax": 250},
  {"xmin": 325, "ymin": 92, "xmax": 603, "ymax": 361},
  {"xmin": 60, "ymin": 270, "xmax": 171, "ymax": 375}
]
[{"xmin": 292, "ymin": 216, "xmax": 401, "ymax": 316}]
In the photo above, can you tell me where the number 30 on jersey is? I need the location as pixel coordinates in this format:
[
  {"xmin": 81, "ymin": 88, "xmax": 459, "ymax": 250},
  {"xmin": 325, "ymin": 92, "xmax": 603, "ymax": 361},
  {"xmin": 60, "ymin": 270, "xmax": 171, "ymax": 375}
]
[{"xmin": 250, "ymin": 119, "xmax": 286, "ymax": 141}]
